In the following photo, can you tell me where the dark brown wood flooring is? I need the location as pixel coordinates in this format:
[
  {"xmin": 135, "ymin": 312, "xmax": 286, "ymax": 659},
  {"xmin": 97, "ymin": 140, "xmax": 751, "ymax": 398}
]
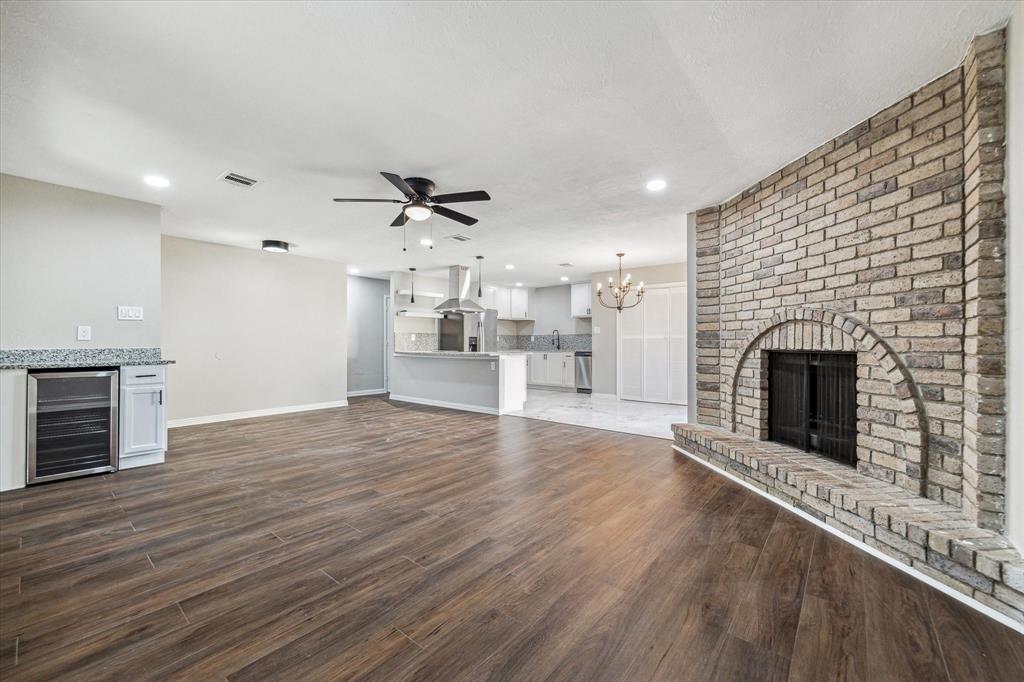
[{"xmin": 1, "ymin": 396, "xmax": 1022, "ymax": 680}]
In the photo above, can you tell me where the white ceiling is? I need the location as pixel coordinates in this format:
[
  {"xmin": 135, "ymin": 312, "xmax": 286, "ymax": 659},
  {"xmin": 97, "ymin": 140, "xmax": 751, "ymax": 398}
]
[{"xmin": 1, "ymin": 1, "xmax": 1016, "ymax": 287}]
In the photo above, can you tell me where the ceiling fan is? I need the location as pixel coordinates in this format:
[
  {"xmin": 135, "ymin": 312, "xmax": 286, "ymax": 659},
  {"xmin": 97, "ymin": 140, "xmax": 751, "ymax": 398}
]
[{"xmin": 333, "ymin": 172, "xmax": 490, "ymax": 227}]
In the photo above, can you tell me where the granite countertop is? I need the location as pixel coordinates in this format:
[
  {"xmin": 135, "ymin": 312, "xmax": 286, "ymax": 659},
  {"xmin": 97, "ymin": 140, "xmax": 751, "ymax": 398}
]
[
  {"xmin": 394, "ymin": 350, "xmax": 502, "ymax": 359},
  {"xmin": 394, "ymin": 350, "xmax": 531, "ymax": 359},
  {"xmin": 0, "ymin": 348, "xmax": 175, "ymax": 370}
]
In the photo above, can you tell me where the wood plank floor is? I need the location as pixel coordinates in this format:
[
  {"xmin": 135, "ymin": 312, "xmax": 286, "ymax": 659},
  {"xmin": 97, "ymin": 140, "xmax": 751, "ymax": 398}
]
[{"xmin": 1, "ymin": 396, "xmax": 1022, "ymax": 680}]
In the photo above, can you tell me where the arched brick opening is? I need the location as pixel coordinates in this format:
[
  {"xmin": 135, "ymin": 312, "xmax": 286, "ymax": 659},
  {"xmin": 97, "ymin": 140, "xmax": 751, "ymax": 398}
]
[{"xmin": 723, "ymin": 308, "xmax": 929, "ymax": 495}]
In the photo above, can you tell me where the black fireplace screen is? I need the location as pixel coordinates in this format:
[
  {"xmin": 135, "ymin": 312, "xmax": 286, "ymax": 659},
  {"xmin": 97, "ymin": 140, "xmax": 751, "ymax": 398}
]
[{"xmin": 768, "ymin": 351, "xmax": 857, "ymax": 466}]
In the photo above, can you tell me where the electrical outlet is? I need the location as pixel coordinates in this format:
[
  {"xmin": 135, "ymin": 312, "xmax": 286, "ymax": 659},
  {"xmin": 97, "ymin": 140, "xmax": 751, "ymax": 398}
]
[
  {"xmin": 594, "ymin": 326, "xmax": 601, "ymax": 334},
  {"xmin": 490, "ymin": 361, "xmax": 496, "ymax": 370},
  {"xmin": 77, "ymin": 325, "xmax": 92, "ymax": 341}
]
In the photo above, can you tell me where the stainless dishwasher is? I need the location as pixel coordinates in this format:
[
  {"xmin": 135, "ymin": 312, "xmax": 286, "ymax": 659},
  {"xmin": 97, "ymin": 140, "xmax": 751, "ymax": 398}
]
[{"xmin": 574, "ymin": 351, "xmax": 592, "ymax": 394}]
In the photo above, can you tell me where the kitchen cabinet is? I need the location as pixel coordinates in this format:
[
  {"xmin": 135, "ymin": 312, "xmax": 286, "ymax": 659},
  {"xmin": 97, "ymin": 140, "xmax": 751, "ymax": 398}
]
[
  {"xmin": 510, "ymin": 288, "xmax": 530, "ymax": 320},
  {"xmin": 119, "ymin": 365, "xmax": 167, "ymax": 469},
  {"xmin": 483, "ymin": 286, "xmax": 531, "ymax": 320},
  {"xmin": 571, "ymin": 282, "xmax": 593, "ymax": 318},
  {"xmin": 527, "ymin": 352, "xmax": 575, "ymax": 388},
  {"xmin": 495, "ymin": 288, "xmax": 511, "ymax": 319}
]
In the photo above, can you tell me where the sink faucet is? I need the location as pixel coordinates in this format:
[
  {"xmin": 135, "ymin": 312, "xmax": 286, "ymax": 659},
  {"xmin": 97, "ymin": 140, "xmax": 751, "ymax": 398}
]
[{"xmin": 552, "ymin": 329, "xmax": 560, "ymax": 350}]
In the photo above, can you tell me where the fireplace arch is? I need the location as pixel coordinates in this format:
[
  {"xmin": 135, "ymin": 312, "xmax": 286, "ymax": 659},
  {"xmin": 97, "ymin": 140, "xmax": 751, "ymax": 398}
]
[{"xmin": 724, "ymin": 307, "xmax": 929, "ymax": 495}]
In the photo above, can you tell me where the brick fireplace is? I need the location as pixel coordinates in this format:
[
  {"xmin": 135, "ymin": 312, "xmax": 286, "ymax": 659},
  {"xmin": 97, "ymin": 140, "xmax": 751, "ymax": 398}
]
[{"xmin": 676, "ymin": 29, "xmax": 1024, "ymax": 623}]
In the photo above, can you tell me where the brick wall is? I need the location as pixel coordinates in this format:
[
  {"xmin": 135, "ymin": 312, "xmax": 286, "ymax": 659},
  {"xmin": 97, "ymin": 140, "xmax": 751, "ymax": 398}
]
[{"xmin": 695, "ymin": 30, "xmax": 1008, "ymax": 531}]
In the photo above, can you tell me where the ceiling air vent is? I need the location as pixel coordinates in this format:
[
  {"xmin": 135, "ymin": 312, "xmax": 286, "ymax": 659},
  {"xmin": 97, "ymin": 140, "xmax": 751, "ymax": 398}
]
[
  {"xmin": 559, "ymin": 262, "xmax": 574, "ymax": 268},
  {"xmin": 444, "ymin": 234, "xmax": 472, "ymax": 242},
  {"xmin": 220, "ymin": 171, "xmax": 260, "ymax": 188}
]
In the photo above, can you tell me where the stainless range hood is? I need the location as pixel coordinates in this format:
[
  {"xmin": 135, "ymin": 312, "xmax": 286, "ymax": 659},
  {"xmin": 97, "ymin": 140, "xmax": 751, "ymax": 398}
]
[{"xmin": 434, "ymin": 265, "xmax": 484, "ymax": 313}]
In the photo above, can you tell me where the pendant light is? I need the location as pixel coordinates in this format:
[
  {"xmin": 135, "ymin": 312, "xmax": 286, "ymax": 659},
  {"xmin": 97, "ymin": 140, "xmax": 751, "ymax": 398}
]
[
  {"xmin": 476, "ymin": 255, "xmax": 484, "ymax": 298},
  {"xmin": 409, "ymin": 267, "xmax": 416, "ymax": 303}
]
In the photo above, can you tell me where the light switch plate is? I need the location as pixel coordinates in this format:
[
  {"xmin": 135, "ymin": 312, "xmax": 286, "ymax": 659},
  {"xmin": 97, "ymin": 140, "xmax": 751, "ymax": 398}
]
[
  {"xmin": 77, "ymin": 325, "xmax": 92, "ymax": 341},
  {"xmin": 594, "ymin": 326, "xmax": 601, "ymax": 334},
  {"xmin": 118, "ymin": 305, "xmax": 144, "ymax": 320}
]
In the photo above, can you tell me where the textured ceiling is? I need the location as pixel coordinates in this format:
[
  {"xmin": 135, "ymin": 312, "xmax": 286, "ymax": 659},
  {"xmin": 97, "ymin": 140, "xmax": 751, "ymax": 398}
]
[{"xmin": 0, "ymin": 1, "xmax": 1016, "ymax": 285}]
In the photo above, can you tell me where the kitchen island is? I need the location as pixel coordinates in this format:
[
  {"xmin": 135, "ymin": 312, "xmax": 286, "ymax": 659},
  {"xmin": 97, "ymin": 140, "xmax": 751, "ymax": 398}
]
[{"xmin": 389, "ymin": 351, "xmax": 527, "ymax": 415}]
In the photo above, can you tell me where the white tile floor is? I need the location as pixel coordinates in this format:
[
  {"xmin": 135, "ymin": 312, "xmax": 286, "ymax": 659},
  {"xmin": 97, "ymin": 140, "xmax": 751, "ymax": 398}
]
[{"xmin": 505, "ymin": 389, "xmax": 687, "ymax": 440}]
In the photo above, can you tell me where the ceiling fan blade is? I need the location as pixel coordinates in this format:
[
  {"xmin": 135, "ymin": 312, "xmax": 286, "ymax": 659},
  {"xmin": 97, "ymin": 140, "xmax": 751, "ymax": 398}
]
[
  {"xmin": 430, "ymin": 190, "xmax": 491, "ymax": 204},
  {"xmin": 332, "ymin": 198, "xmax": 404, "ymax": 202},
  {"xmin": 433, "ymin": 205, "xmax": 478, "ymax": 226},
  {"xmin": 381, "ymin": 172, "xmax": 416, "ymax": 197},
  {"xmin": 390, "ymin": 211, "xmax": 409, "ymax": 227}
]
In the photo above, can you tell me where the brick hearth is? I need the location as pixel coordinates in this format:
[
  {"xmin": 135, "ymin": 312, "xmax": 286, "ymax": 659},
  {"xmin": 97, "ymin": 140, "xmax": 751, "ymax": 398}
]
[{"xmin": 673, "ymin": 424, "xmax": 1024, "ymax": 621}]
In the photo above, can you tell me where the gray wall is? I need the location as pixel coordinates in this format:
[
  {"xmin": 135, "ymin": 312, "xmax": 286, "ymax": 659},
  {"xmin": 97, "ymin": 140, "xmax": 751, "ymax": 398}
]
[
  {"xmin": 0, "ymin": 174, "xmax": 162, "ymax": 349},
  {"xmin": 590, "ymin": 261, "xmax": 686, "ymax": 395},
  {"xmin": 390, "ymin": 355, "xmax": 499, "ymax": 411},
  {"xmin": 518, "ymin": 284, "xmax": 592, "ymax": 337},
  {"xmin": 347, "ymin": 275, "xmax": 388, "ymax": 394},
  {"xmin": 1007, "ymin": 11, "xmax": 1024, "ymax": 550},
  {"xmin": 161, "ymin": 236, "xmax": 347, "ymax": 421}
]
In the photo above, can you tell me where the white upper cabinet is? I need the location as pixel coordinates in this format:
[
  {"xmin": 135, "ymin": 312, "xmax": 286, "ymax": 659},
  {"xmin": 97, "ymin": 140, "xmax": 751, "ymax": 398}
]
[
  {"xmin": 510, "ymin": 288, "xmax": 530, "ymax": 320},
  {"xmin": 495, "ymin": 287, "xmax": 512, "ymax": 319},
  {"xmin": 483, "ymin": 285, "xmax": 531, "ymax": 320},
  {"xmin": 571, "ymin": 282, "xmax": 592, "ymax": 318}
]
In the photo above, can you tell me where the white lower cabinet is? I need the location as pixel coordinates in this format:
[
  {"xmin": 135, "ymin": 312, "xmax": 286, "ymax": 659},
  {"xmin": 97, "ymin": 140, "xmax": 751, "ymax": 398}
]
[
  {"xmin": 119, "ymin": 365, "xmax": 167, "ymax": 469},
  {"xmin": 527, "ymin": 352, "xmax": 575, "ymax": 388}
]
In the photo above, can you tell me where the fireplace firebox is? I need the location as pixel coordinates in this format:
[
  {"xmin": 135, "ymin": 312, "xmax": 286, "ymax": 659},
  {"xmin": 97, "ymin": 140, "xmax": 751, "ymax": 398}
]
[{"xmin": 768, "ymin": 351, "xmax": 857, "ymax": 466}]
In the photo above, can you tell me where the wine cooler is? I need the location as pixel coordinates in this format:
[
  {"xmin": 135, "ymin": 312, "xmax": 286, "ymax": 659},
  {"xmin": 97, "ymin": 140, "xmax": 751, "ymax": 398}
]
[{"xmin": 27, "ymin": 369, "xmax": 119, "ymax": 484}]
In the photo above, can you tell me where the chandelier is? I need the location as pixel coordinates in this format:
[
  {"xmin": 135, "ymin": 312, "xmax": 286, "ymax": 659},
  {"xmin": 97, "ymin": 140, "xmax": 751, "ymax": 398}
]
[{"xmin": 596, "ymin": 252, "xmax": 644, "ymax": 312}]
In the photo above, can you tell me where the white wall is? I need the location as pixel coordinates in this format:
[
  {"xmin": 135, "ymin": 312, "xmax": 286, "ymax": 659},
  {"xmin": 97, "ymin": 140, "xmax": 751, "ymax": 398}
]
[
  {"xmin": 347, "ymin": 275, "xmax": 388, "ymax": 394},
  {"xmin": 590, "ymin": 262, "xmax": 686, "ymax": 395},
  {"xmin": 0, "ymin": 174, "xmax": 162, "ymax": 349},
  {"xmin": 518, "ymin": 284, "xmax": 592, "ymax": 337},
  {"xmin": 161, "ymin": 236, "xmax": 347, "ymax": 421},
  {"xmin": 1006, "ymin": 10, "xmax": 1024, "ymax": 551}
]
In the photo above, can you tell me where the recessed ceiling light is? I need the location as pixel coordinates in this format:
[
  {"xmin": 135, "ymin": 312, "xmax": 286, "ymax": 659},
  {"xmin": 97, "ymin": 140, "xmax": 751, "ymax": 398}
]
[
  {"xmin": 262, "ymin": 239, "xmax": 289, "ymax": 253},
  {"xmin": 505, "ymin": 264, "xmax": 515, "ymax": 270},
  {"xmin": 349, "ymin": 267, "xmax": 360, "ymax": 274},
  {"xmin": 560, "ymin": 276, "xmax": 569, "ymax": 282},
  {"xmin": 515, "ymin": 282, "xmax": 523, "ymax": 287},
  {"xmin": 420, "ymin": 238, "xmax": 433, "ymax": 247},
  {"xmin": 143, "ymin": 174, "xmax": 170, "ymax": 188},
  {"xmin": 645, "ymin": 178, "xmax": 667, "ymax": 192}
]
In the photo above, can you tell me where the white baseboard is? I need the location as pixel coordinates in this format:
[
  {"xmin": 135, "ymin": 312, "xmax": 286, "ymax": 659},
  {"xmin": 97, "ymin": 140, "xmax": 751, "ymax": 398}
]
[
  {"xmin": 119, "ymin": 451, "xmax": 165, "ymax": 469},
  {"xmin": 387, "ymin": 394, "xmax": 498, "ymax": 415},
  {"xmin": 671, "ymin": 444, "xmax": 1024, "ymax": 634},
  {"xmin": 168, "ymin": 400, "xmax": 348, "ymax": 428},
  {"xmin": 347, "ymin": 388, "xmax": 387, "ymax": 397}
]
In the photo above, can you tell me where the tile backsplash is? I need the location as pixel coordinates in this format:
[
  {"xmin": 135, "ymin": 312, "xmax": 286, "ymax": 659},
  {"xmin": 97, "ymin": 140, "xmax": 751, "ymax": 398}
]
[{"xmin": 394, "ymin": 333, "xmax": 439, "ymax": 352}]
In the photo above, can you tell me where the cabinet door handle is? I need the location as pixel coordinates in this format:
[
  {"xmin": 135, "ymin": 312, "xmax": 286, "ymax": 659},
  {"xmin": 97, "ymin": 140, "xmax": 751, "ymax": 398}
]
[
  {"xmin": 136, "ymin": 373, "xmax": 157, "ymax": 378},
  {"xmin": 158, "ymin": 390, "xmax": 163, "ymax": 405}
]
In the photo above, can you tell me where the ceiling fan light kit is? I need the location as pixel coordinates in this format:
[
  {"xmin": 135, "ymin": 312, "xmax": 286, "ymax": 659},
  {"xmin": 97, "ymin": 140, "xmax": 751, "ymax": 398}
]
[
  {"xmin": 404, "ymin": 200, "xmax": 432, "ymax": 221},
  {"xmin": 334, "ymin": 172, "xmax": 490, "ymax": 241}
]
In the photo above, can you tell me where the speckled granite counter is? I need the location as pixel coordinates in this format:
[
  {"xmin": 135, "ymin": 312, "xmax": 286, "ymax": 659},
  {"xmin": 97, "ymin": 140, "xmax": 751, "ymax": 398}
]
[{"xmin": 0, "ymin": 348, "xmax": 175, "ymax": 370}]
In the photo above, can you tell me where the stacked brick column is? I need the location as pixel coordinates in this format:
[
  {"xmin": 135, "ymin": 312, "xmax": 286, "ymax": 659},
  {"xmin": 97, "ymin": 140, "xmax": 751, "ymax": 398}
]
[
  {"xmin": 962, "ymin": 30, "xmax": 1008, "ymax": 531},
  {"xmin": 695, "ymin": 207, "xmax": 722, "ymax": 426}
]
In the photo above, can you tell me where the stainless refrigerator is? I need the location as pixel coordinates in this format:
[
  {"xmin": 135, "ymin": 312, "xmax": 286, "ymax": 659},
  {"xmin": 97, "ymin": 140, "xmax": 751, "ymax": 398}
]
[{"xmin": 438, "ymin": 309, "xmax": 498, "ymax": 352}]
